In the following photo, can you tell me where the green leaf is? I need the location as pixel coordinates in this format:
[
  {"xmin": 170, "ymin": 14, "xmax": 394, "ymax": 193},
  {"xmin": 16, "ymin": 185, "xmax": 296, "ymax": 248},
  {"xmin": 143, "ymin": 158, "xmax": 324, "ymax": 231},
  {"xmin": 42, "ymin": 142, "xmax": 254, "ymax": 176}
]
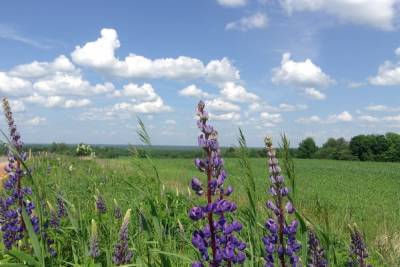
[
  {"xmin": 21, "ymin": 207, "xmax": 44, "ymax": 265},
  {"xmin": 8, "ymin": 250, "xmax": 39, "ymax": 266}
]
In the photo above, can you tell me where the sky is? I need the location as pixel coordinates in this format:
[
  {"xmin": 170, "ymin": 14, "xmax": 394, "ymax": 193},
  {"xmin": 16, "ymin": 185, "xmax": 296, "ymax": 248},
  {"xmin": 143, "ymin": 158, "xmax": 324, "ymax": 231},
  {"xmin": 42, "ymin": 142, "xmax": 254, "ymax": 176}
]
[{"xmin": 1, "ymin": 0, "xmax": 400, "ymax": 147}]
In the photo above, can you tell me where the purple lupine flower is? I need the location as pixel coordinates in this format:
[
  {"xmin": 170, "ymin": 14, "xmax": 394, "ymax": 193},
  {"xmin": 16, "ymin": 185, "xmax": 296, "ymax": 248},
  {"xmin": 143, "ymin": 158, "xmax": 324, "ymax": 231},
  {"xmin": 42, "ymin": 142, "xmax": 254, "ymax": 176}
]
[
  {"xmin": 189, "ymin": 101, "xmax": 246, "ymax": 266},
  {"xmin": 89, "ymin": 219, "xmax": 100, "ymax": 259},
  {"xmin": 113, "ymin": 199, "xmax": 122, "ymax": 220},
  {"xmin": 348, "ymin": 225, "xmax": 371, "ymax": 267},
  {"xmin": 47, "ymin": 201, "xmax": 60, "ymax": 229},
  {"xmin": 112, "ymin": 209, "xmax": 133, "ymax": 265},
  {"xmin": 263, "ymin": 137, "xmax": 301, "ymax": 267},
  {"xmin": 0, "ymin": 98, "xmax": 39, "ymax": 249},
  {"xmin": 307, "ymin": 228, "xmax": 327, "ymax": 267},
  {"xmin": 56, "ymin": 195, "xmax": 66, "ymax": 218},
  {"xmin": 95, "ymin": 190, "xmax": 107, "ymax": 214}
]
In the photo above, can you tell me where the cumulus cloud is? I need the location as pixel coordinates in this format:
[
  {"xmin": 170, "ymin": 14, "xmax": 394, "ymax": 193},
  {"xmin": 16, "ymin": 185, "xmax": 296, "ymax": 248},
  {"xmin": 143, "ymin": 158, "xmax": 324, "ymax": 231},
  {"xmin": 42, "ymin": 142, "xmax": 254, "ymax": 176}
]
[
  {"xmin": 33, "ymin": 72, "xmax": 115, "ymax": 96},
  {"xmin": 9, "ymin": 99, "xmax": 26, "ymax": 113},
  {"xmin": 220, "ymin": 82, "xmax": 259, "ymax": 103},
  {"xmin": 112, "ymin": 83, "xmax": 158, "ymax": 102},
  {"xmin": 358, "ymin": 115, "xmax": 379, "ymax": 123},
  {"xmin": 24, "ymin": 116, "xmax": 46, "ymax": 126},
  {"xmin": 369, "ymin": 61, "xmax": 400, "ymax": 86},
  {"xmin": 366, "ymin": 104, "xmax": 400, "ymax": 112},
  {"xmin": 280, "ymin": 0, "xmax": 398, "ymax": 30},
  {"xmin": 278, "ymin": 103, "xmax": 308, "ymax": 112},
  {"xmin": 304, "ymin": 87, "xmax": 326, "ymax": 100},
  {"xmin": 272, "ymin": 53, "xmax": 334, "ymax": 88},
  {"xmin": 297, "ymin": 111, "xmax": 353, "ymax": 124},
  {"xmin": 209, "ymin": 112, "xmax": 241, "ymax": 121},
  {"xmin": 226, "ymin": 12, "xmax": 268, "ymax": 31},
  {"xmin": 9, "ymin": 55, "xmax": 76, "ymax": 79},
  {"xmin": 217, "ymin": 0, "xmax": 247, "ymax": 7},
  {"xmin": 205, "ymin": 98, "xmax": 241, "ymax": 112},
  {"xmin": 179, "ymin": 84, "xmax": 211, "ymax": 98},
  {"xmin": 71, "ymin": 28, "xmax": 239, "ymax": 84},
  {"xmin": 260, "ymin": 112, "xmax": 282, "ymax": 124},
  {"xmin": 0, "ymin": 72, "xmax": 32, "ymax": 96},
  {"xmin": 23, "ymin": 93, "xmax": 91, "ymax": 108}
]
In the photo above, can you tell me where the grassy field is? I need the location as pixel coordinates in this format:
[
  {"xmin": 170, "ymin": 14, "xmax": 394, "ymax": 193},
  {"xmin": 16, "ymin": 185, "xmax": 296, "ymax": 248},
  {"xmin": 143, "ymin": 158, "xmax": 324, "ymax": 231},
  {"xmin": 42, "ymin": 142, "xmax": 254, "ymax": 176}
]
[{"xmin": 15, "ymin": 153, "xmax": 399, "ymax": 266}]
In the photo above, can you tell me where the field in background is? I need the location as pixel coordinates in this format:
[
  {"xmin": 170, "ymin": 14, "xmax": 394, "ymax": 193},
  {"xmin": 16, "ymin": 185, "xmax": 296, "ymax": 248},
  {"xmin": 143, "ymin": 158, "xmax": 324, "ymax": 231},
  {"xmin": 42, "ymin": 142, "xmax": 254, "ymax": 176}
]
[{"xmin": 29, "ymin": 153, "xmax": 400, "ymax": 265}]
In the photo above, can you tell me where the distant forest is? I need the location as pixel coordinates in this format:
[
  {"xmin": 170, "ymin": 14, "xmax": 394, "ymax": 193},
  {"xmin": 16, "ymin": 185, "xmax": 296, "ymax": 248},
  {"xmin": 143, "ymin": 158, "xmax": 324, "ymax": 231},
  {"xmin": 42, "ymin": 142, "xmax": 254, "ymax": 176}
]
[{"xmin": 1, "ymin": 132, "xmax": 400, "ymax": 162}]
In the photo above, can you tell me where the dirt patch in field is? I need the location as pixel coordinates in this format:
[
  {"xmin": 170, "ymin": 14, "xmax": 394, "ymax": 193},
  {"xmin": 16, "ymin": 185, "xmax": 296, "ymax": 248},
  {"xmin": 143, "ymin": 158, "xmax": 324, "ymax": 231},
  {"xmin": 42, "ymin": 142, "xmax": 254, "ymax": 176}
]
[{"xmin": 0, "ymin": 157, "xmax": 8, "ymax": 182}]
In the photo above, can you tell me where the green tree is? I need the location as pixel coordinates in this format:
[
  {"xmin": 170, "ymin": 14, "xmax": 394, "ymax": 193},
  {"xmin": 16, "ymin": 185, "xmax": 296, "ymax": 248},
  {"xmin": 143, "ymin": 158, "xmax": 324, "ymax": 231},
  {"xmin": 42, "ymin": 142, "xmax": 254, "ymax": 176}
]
[{"xmin": 297, "ymin": 137, "xmax": 318, "ymax": 158}]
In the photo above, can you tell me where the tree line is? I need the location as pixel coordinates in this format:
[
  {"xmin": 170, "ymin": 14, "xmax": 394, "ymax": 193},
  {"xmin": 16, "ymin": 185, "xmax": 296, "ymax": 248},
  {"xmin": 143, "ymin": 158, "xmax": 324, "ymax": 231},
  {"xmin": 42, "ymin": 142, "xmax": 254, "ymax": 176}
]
[
  {"xmin": 297, "ymin": 132, "xmax": 400, "ymax": 162},
  {"xmin": 1, "ymin": 132, "xmax": 399, "ymax": 161}
]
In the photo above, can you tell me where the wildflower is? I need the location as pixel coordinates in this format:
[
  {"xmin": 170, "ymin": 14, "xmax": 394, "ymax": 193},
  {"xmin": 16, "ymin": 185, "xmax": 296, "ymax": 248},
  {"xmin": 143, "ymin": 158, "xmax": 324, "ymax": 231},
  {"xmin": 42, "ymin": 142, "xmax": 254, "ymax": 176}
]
[
  {"xmin": 307, "ymin": 228, "xmax": 327, "ymax": 267},
  {"xmin": 94, "ymin": 189, "xmax": 106, "ymax": 214},
  {"xmin": 113, "ymin": 199, "xmax": 122, "ymax": 220},
  {"xmin": 89, "ymin": 219, "xmax": 100, "ymax": 259},
  {"xmin": 112, "ymin": 209, "xmax": 134, "ymax": 265},
  {"xmin": 263, "ymin": 137, "xmax": 301, "ymax": 267},
  {"xmin": 189, "ymin": 101, "xmax": 246, "ymax": 266},
  {"xmin": 0, "ymin": 98, "xmax": 39, "ymax": 249},
  {"xmin": 56, "ymin": 195, "xmax": 66, "ymax": 218},
  {"xmin": 348, "ymin": 224, "xmax": 371, "ymax": 267},
  {"xmin": 47, "ymin": 201, "xmax": 60, "ymax": 229}
]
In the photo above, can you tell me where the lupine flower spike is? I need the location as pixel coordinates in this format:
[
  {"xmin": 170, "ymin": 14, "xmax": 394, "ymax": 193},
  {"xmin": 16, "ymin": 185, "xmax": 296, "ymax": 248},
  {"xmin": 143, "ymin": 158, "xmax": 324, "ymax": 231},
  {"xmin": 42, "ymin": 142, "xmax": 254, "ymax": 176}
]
[
  {"xmin": 112, "ymin": 209, "xmax": 133, "ymax": 265},
  {"xmin": 89, "ymin": 219, "xmax": 100, "ymax": 259},
  {"xmin": 189, "ymin": 101, "xmax": 246, "ymax": 267},
  {"xmin": 348, "ymin": 224, "xmax": 371, "ymax": 267},
  {"xmin": 94, "ymin": 189, "xmax": 106, "ymax": 214},
  {"xmin": 113, "ymin": 199, "xmax": 122, "ymax": 220},
  {"xmin": 0, "ymin": 97, "xmax": 39, "ymax": 249},
  {"xmin": 47, "ymin": 201, "xmax": 60, "ymax": 229},
  {"xmin": 307, "ymin": 228, "xmax": 327, "ymax": 267},
  {"xmin": 56, "ymin": 195, "xmax": 66, "ymax": 218},
  {"xmin": 263, "ymin": 137, "xmax": 301, "ymax": 267}
]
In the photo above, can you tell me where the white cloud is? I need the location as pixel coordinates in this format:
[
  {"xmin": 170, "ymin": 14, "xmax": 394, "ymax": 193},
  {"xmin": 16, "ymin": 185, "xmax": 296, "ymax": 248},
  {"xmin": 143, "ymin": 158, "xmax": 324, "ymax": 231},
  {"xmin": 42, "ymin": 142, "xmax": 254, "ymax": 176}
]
[
  {"xmin": 205, "ymin": 58, "xmax": 240, "ymax": 85},
  {"xmin": 220, "ymin": 82, "xmax": 259, "ymax": 103},
  {"xmin": 24, "ymin": 116, "xmax": 46, "ymax": 126},
  {"xmin": 0, "ymin": 72, "xmax": 32, "ymax": 96},
  {"xmin": 272, "ymin": 53, "xmax": 334, "ymax": 88},
  {"xmin": 278, "ymin": 103, "xmax": 308, "ymax": 112},
  {"xmin": 366, "ymin": 104, "xmax": 400, "ymax": 112},
  {"xmin": 358, "ymin": 115, "xmax": 379, "ymax": 122},
  {"xmin": 9, "ymin": 55, "xmax": 76, "ymax": 79},
  {"xmin": 296, "ymin": 115, "xmax": 321, "ymax": 124},
  {"xmin": 304, "ymin": 87, "xmax": 326, "ymax": 100},
  {"xmin": 209, "ymin": 112, "xmax": 240, "ymax": 121},
  {"xmin": 71, "ymin": 28, "xmax": 240, "ymax": 84},
  {"xmin": 369, "ymin": 60, "xmax": 400, "ymax": 86},
  {"xmin": 226, "ymin": 12, "xmax": 268, "ymax": 31},
  {"xmin": 33, "ymin": 73, "xmax": 115, "ymax": 96},
  {"xmin": 23, "ymin": 93, "xmax": 91, "ymax": 108},
  {"xmin": 328, "ymin": 111, "xmax": 353, "ymax": 122},
  {"xmin": 112, "ymin": 83, "xmax": 158, "ymax": 102},
  {"xmin": 395, "ymin": 47, "xmax": 400, "ymax": 56},
  {"xmin": 9, "ymin": 99, "xmax": 26, "ymax": 113},
  {"xmin": 217, "ymin": 0, "xmax": 247, "ymax": 7},
  {"xmin": 205, "ymin": 98, "xmax": 241, "ymax": 112},
  {"xmin": 112, "ymin": 97, "xmax": 172, "ymax": 114},
  {"xmin": 179, "ymin": 84, "xmax": 211, "ymax": 98},
  {"xmin": 260, "ymin": 112, "xmax": 282, "ymax": 124},
  {"xmin": 384, "ymin": 114, "xmax": 400, "ymax": 122},
  {"xmin": 280, "ymin": 0, "xmax": 397, "ymax": 30},
  {"xmin": 297, "ymin": 111, "xmax": 353, "ymax": 124}
]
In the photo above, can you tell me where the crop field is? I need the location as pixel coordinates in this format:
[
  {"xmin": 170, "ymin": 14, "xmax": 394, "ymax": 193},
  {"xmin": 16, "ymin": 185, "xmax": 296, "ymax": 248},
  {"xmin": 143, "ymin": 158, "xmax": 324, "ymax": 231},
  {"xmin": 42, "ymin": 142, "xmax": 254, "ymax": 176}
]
[{"xmin": 3, "ymin": 152, "xmax": 396, "ymax": 266}]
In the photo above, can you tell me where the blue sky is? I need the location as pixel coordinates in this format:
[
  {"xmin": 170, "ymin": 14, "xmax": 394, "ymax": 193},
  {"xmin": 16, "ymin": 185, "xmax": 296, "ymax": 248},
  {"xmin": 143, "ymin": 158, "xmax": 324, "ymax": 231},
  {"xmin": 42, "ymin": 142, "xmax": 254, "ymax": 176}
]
[{"xmin": 1, "ymin": 0, "xmax": 400, "ymax": 147}]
